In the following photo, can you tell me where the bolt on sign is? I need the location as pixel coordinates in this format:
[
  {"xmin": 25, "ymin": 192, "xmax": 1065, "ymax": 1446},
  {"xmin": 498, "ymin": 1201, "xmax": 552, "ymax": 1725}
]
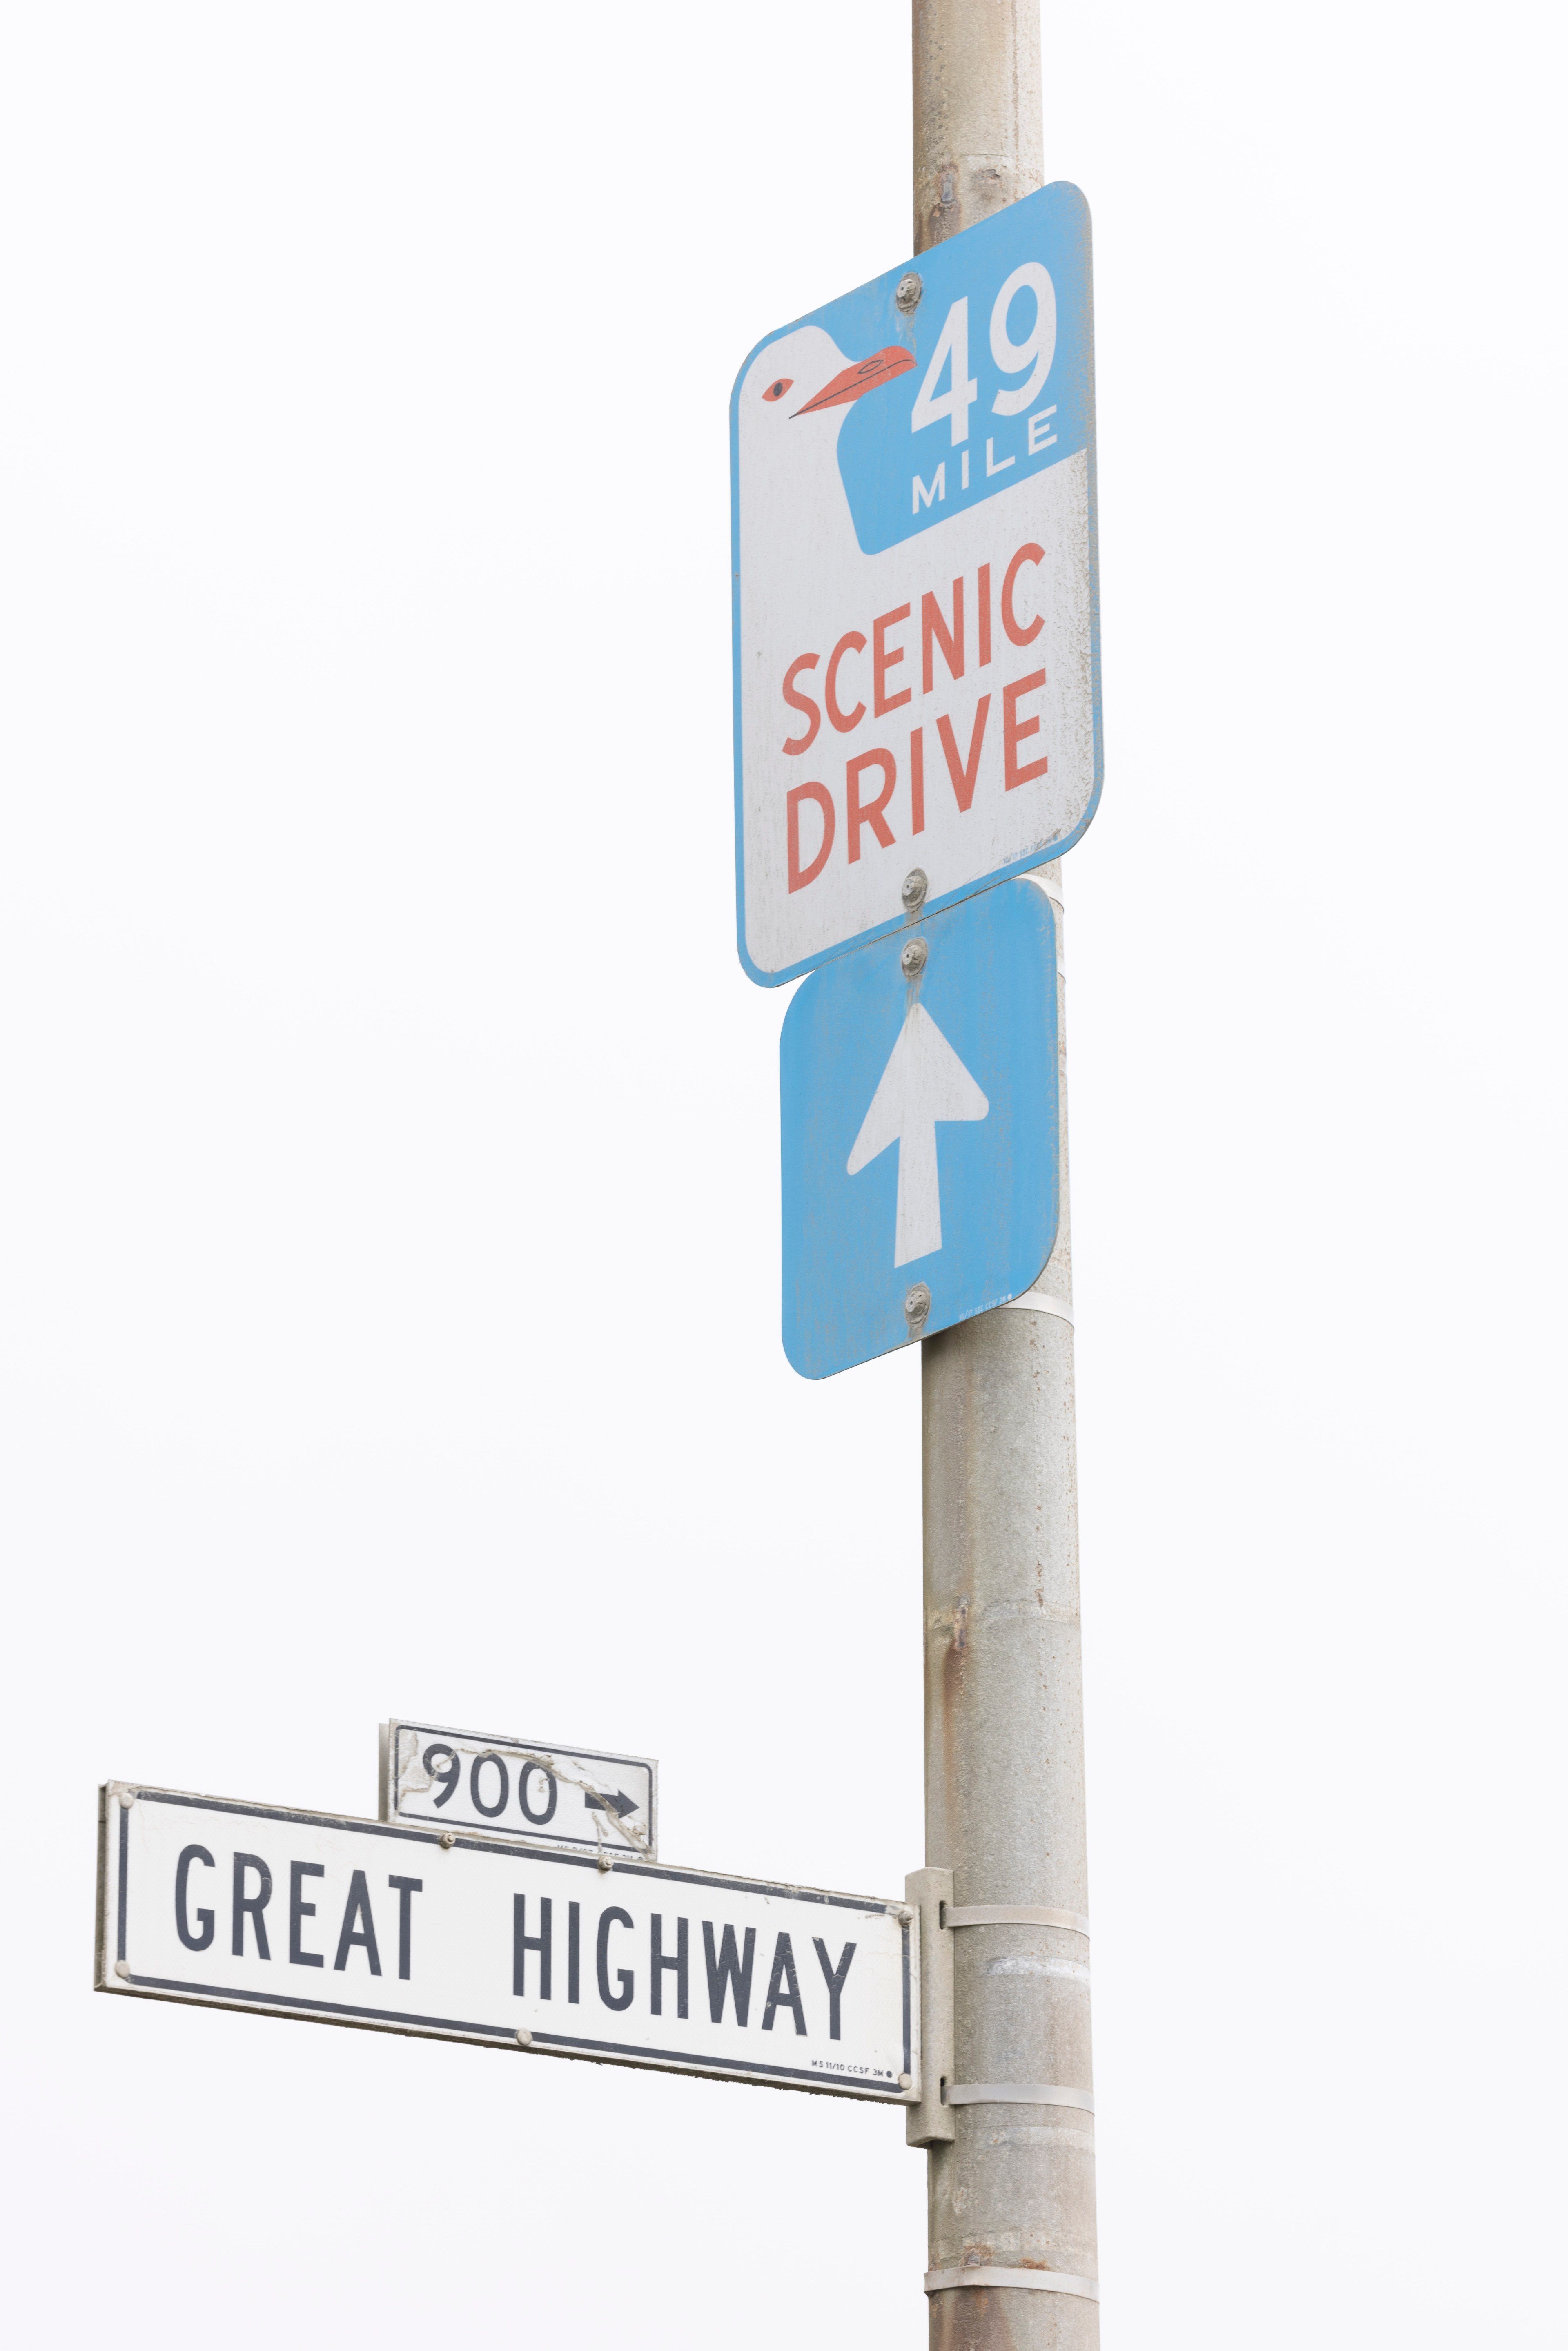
[
  {"xmin": 381, "ymin": 1720, "xmax": 657, "ymax": 1859},
  {"xmin": 780, "ymin": 877, "xmax": 1059, "ymax": 1376},
  {"xmin": 96, "ymin": 1785, "xmax": 917, "ymax": 2101},
  {"xmin": 731, "ymin": 182, "xmax": 1100, "ymax": 986}
]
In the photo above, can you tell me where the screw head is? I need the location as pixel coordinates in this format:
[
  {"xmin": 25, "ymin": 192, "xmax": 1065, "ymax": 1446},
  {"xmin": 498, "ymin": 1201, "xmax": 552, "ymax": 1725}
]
[
  {"xmin": 895, "ymin": 272, "xmax": 923, "ymax": 314},
  {"xmin": 439, "ymin": 1831, "xmax": 456, "ymax": 1850},
  {"xmin": 904, "ymin": 1282, "xmax": 932, "ymax": 1332},
  {"xmin": 901, "ymin": 867, "xmax": 928, "ymax": 912},
  {"xmin": 900, "ymin": 937, "xmax": 928, "ymax": 979},
  {"xmin": 114, "ymin": 1960, "xmax": 131, "ymax": 1979},
  {"xmin": 898, "ymin": 2071, "xmax": 913, "ymax": 2090},
  {"xmin": 118, "ymin": 1790, "xmax": 135, "ymax": 1809},
  {"xmin": 597, "ymin": 1853, "xmax": 613, "ymax": 1873},
  {"xmin": 516, "ymin": 2028, "xmax": 533, "ymax": 2050}
]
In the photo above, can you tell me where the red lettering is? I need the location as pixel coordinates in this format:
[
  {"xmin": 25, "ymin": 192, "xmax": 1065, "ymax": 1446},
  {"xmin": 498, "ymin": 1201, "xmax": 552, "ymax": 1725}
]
[
  {"xmin": 787, "ymin": 782, "xmax": 835, "ymax": 890},
  {"xmin": 1001, "ymin": 544, "xmax": 1045, "ymax": 647},
  {"xmin": 978, "ymin": 564, "xmax": 992, "ymax": 667},
  {"xmin": 846, "ymin": 751, "xmax": 897, "ymax": 862},
  {"xmin": 936, "ymin": 696, "xmax": 991, "ymax": 814},
  {"xmin": 909, "ymin": 727, "xmax": 925, "ymax": 833},
  {"xmin": 1003, "ymin": 672, "xmax": 1048, "ymax": 791},
  {"xmin": 873, "ymin": 605, "xmax": 912, "ymax": 716},
  {"xmin": 921, "ymin": 579, "xmax": 964, "ymax": 694},
  {"xmin": 825, "ymin": 632, "xmax": 867, "ymax": 733},
  {"xmin": 781, "ymin": 655, "xmax": 821, "ymax": 755}
]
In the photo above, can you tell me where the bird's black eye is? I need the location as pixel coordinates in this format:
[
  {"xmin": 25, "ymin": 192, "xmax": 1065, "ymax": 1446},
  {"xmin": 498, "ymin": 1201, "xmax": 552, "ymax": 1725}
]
[{"xmin": 762, "ymin": 377, "xmax": 793, "ymax": 403}]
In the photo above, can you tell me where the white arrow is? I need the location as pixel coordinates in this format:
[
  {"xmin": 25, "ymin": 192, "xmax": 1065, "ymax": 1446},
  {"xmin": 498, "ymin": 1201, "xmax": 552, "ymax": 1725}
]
[{"xmin": 847, "ymin": 1004, "xmax": 989, "ymax": 1267}]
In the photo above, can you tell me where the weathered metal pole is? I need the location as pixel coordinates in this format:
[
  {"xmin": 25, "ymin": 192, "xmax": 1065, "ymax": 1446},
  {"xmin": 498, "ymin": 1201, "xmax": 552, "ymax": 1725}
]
[
  {"xmin": 913, "ymin": 0, "xmax": 1044, "ymax": 251},
  {"xmin": 911, "ymin": 4, "xmax": 1100, "ymax": 2342}
]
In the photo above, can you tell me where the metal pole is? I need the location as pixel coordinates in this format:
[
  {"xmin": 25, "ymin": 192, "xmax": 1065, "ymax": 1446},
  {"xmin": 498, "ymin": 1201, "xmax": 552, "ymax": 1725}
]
[
  {"xmin": 912, "ymin": 0, "xmax": 1044, "ymax": 252},
  {"xmin": 911, "ymin": 7, "xmax": 1099, "ymax": 2342}
]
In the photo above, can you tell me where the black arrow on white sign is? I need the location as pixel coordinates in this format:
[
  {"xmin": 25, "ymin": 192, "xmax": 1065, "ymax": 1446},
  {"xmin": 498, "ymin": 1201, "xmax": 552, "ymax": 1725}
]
[{"xmin": 584, "ymin": 1788, "xmax": 639, "ymax": 1819}]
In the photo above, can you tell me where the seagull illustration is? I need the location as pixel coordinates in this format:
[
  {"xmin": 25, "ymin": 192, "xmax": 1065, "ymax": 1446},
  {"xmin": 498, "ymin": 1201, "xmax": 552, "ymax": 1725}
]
[
  {"xmin": 737, "ymin": 327, "xmax": 913, "ymax": 572},
  {"xmin": 736, "ymin": 325, "xmax": 924, "ymax": 969}
]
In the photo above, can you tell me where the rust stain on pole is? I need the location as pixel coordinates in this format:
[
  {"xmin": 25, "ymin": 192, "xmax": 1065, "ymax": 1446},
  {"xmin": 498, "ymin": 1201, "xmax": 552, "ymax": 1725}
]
[{"xmin": 938, "ymin": 1592, "xmax": 969, "ymax": 1829}]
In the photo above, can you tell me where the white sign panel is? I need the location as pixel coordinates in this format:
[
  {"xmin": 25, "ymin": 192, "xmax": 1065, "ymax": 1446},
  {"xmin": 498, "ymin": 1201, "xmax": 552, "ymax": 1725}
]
[
  {"xmin": 381, "ymin": 1719, "xmax": 657, "ymax": 1858},
  {"xmin": 731, "ymin": 183, "xmax": 1100, "ymax": 986},
  {"xmin": 97, "ymin": 1784, "xmax": 916, "ymax": 2102}
]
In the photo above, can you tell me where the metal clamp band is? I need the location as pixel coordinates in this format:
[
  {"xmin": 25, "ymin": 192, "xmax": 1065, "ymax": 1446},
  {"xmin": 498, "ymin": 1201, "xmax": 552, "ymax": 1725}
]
[
  {"xmin": 946, "ymin": 2083, "xmax": 1095, "ymax": 2111},
  {"xmin": 945, "ymin": 1904, "xmax": 1089, "ymax": 1936},
  {"xmin": 1029, "ymin": 872, "xmax": 1065, "ymax": 910},
  {"xmin": 998, "ymin": 1292, "xmax": 1074, "ymax": 1324},
  {"xmin": 926, "ymin": 2268, "xmax": 1099, "ymax": 2302}
]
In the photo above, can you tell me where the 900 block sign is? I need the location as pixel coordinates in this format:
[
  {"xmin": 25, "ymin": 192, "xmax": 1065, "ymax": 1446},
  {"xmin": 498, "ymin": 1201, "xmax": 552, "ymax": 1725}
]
[
  {"xmin": 96, "ymin": 1784, "xmax": 917, "ymax": 2101},
  {"xmin": 381, "ymin": 1718, "xmax": 657, "ymax": 1859}
]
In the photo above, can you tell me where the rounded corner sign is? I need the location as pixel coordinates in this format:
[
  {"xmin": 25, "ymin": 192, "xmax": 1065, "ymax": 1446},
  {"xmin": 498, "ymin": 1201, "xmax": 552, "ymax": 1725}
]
[
  {"xmin": 732, "ymin": 182, "xmax": 1100, "ymax": 989},
  {"xmin": 781, "ymin": 878, "xmax": 1060, "ymax": 1379}
]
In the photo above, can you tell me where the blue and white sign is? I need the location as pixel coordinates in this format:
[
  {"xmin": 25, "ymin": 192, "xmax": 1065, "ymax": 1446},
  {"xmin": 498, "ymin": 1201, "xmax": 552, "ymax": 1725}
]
[
  {"xmin": 780, "ymin": 879, "xmax": 1059, "ymax": 1379},
  {"xmin": 733, "ymin": 183, "xmax": 1100, "ymax": 987}
]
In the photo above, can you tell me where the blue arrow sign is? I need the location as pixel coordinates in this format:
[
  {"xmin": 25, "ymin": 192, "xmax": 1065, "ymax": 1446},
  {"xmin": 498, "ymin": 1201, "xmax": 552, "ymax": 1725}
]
[{"xmin": 780, "ymin": 879, "xmax": 1059, "ymax": 1378}]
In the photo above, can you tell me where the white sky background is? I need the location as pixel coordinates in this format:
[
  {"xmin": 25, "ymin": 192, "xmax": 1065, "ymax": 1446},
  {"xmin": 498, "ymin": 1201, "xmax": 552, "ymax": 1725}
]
[{"xmin": 1, "ymin": 2, "xmax": 1563, "ymax": 2344}]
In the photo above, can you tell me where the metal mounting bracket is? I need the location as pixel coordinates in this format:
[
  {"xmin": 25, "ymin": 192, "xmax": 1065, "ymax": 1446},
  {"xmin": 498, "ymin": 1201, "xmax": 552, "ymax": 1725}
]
[
  {"xmin": 904, "ymin": 1867, "xmax": 954, "ymax": 2145},
  {"xmin": 944, "ymin": 1902, "xmax": 1089, "ymax": 1936}
]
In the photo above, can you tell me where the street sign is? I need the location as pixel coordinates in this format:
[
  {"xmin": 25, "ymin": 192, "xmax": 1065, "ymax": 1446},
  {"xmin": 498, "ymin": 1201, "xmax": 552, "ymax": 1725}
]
[
  {"xmin": 381, "ymin": 1720, "xmax": 657, "ymax": 1859},
  {"xmin": 780, "ymin": 877, "xmax": 1058, "ymax": 1377},
  {"xmin": 97, "ymin": 1783, "xmax": 917, "ymax": 2101},
  {"xmin": 732, "ymin": 181, "xmax": 1099, "ymax": 987}
]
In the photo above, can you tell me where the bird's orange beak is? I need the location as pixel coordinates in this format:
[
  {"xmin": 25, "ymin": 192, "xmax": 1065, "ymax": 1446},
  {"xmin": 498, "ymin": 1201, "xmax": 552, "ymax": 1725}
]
[{"xmin": 793, "ymin": 345, "xmax": 916, "ymax": 417}]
